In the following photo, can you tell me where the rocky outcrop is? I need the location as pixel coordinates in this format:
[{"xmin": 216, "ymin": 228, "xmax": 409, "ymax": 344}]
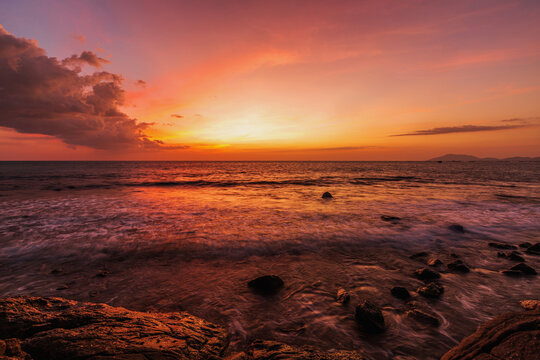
[
  {"xmin": 0, "ymin": 296, "xmax": 228, "ymax": 360},
  {"xmin": 441, "ymin": 308, "xmax": 540, "ymax": 360}
]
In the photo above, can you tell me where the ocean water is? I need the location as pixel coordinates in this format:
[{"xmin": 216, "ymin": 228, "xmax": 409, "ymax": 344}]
[{"xmin": 0, "ymin": 161, "xmax": 539, "ymax": 359}]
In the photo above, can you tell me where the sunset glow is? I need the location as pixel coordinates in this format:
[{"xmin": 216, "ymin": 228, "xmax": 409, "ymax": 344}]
[{"xmin": 1, "ymin": 0, "xmax": 539, "ymax": 160}]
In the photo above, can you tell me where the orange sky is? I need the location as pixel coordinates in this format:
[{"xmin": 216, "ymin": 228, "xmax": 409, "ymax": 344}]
[{"xmin": 1, "ymin": 0, "xmax": 539, "ymax": 160}]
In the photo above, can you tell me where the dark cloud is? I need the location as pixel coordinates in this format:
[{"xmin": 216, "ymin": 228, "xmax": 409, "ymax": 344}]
[
  {"xmin": 391, "ymin": 124, "xmax": 528, "ymax": 137},
  {"xmin": 0, "ymin": 26, "xmax": 184, "ymax": 151},
  {"xmin": 171, "ymin": 114, "xmax": 184, "ymax": 118}
]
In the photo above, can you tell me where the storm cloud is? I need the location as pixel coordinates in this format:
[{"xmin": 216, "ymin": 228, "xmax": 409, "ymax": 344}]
[
  {"xmin": 0, "ymin": 25, "xmax": 182, "ymax": 150},
  {"xmin": 391, "ymin": 124, "xmax": 528, "ymax": 137}
]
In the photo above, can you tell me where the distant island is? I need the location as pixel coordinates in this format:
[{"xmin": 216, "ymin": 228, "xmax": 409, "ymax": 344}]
[{"xmin": 428, "ymin": 154, "xmax": 540, "ymax": 162}]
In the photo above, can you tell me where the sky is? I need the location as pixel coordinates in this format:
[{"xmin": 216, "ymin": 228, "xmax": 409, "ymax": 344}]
[{"xmin": 0, "ymin": 0, "xmax": 539, "ymax": 160}]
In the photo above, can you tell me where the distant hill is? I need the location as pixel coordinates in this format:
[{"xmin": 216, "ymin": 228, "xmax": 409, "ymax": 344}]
[{"xmin": 428, "ymin": 154, "xmax": 540, "ymax": 161}]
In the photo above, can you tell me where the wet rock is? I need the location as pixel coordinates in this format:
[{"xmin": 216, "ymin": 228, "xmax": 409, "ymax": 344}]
[
  {"xmin": 509, "ymin": 263, "xmax": 537, "ymax": 275},
  {"xmin": 336, "ymin": 288, "xmax": 350, "ymax": 304},
  {"xmin": 414, "ymin": 268, "xmax": 441, "ymax": 281},
  {"xmin": 248, "ymin": 275, "xmax": 284, "ymax": 295},
  {"xmin": 417, "ymin": 282, "xmax": 444, "ymax": 298},
  {"xmin": 520, "ymin": 300, "xmax": 540, "ymax": 311},
  {"xmin": 519, "ymin": 242, "xmax": 532, "ymax": 248},
  {"xmin": 447, "ymin": 260, "xmax": 470, "ymax": 273},
  {"xmin": 55, "ymin": 285, "xmax": 69, "ymax": 291},
  {"xmin": 409, "ymin": 252, "xmax": 428, "ymax": 260},
  {"xmin": 96, "ymin": 269, "xmax": 109, "ymax": 278},
  {"xmin": 0, "ymin": 338, "xmax": 31, "ymax": 359},
  {"xmin": 381, "ymin": 215, "xmax": 401, "ymax": 222},
  {"xmin": 502, "ymin": 270, "xmax": 522, "ymax": 277},
  {"xmin": 441, "ymin": 310, "xmax": 540, "ymax": 360},
  {"xmin": 355, "ymin": 300, "xmax": 385, "ymax": 333},
  {"xmin": 390, "ymin": 286, "xmax": 411, "ymax": 300},
  {"xmin": 406, "ymin": 308, "xmax": 440, "ymax": 327},
  {"xmin": 0, "ymin": 296, "xmax": 228, "ymax": 360},
  {"xmin": 450, "ymin": 253, "xmax": 460, "ymax": 258},
  {"xmin": 526, "ymin": 242, "xmax": 540, "ymax": 255},
  {"xmin": 489, "ymin": 242, "xmax": 518, "ymax": 250},
  {"xmin": 50, "ymin": 268, "xmax": 63, "ymax": 275},
  {"xmin": 321, "ymin": 192, "xmax": 333, "ymax": 199},
  {"xmin": 248, "ymin": 340, "xmax": 371, "ymax": 360},
  {"xmin": 448, "ymin": 224, "xmax": 466, "ymax": 233},
  {"xmin": 497, "ymin": 251, "xmax": 525, "ymax": 262},
  {"xmin": 427, "ymin": 258, "xmax": 443, "ymax": 267}
]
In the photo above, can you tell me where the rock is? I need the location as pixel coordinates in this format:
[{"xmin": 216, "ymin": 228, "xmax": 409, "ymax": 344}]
[
  {"xmin": 414, "ymin": 268, "xmax": 441, "ymax": 281},
  {"xmin": 520, "ymin": 300, "xmax": 540, "ymax": 311},
  {"xmin": 55, "ymin": 285, "xmax": 69, "ymax": 291},
  {"xmin": 509, "ymin": 263, "xmax": 537, "ymax": 275},
  {"xmin": 502, "ymin": 270, "xmax": 522, "ymax": 277},
  {"xmin": 447, "ymin": 260, "xmax": 470, "ymax": 273},
  {"xmin": 406, "ymin": 308, "xmax": 440, "ymax": 327},
  {"xmin": 409, "ymin": 252, "xmax": 429, "ymax": 260},
  {"xmin": 336, "ymin": 288, "xmax": 350, "ymax": 304},
  {"xmin": 96, "ymin": 269, "xmax": 109, "ymax": 278},
  {"xmin": 0, "ymin": 296, "xmax": 227, "ymax": 360},
  {"xmin": 417, "ymin": 282, "xmax": 444, "ymax": 298},
  {"xmin": 381, "ymin": 215, "xmax": 400, "ymax": 222},
  {"xmin": 448, "ymin": 224, "xmax": 466, "ymax": 233},
  {"xmin": 248, "ymin": 275, "xmax": 284, "ymax": 295},
  {"xmin": 450, "ymin": 253, "xmax": 460, "ymax": 258},
  {"xmin": 519, "ymin": 242, "xmax": 532, "ymax": 248},
  {"xmin": 489, "ymin": 242, "xmax": 518, "ymax": 250},
  {"xmin": 390, "ymin": 286, "xmax": 411, "ymax": 300},
  {"xmin": 248, "ymin": 340, "xmax": 371, "ymax": 360},
  {"xmin": 526, "ymin": 243, "xmax": 540, "ymax": 255},
  {"xmin": 497, "ymin": 251, "xmax": 525, "ymax": 262},
  {"xmin": 355, "ymin": 300, "xmax": 385, "ymax": 333},
  {"xmin": 427, "ymin": 258, "xmax": 443, "ymax": 267},
  {"xmin": 0, "ymin": 338, "xmax": 31, "ymax": 359},
  {"xmin": 440, "ymin": 310, "xmax": 540, "ymax": 360},
  {"xmin": 321, "ymin": 192, "xmax": 333, "ymax": 199},
  {"xmin": 50, "ymin": 268, "xmax": 63, "ymax": 275}
]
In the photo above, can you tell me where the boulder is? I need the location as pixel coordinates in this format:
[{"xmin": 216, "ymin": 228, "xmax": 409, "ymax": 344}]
[
  {"xmin": 0, "ymin": 296, "xmax": 227, "ymax": 360},
  {"xmin": 321, "ymin": 192, "xmax": 333, "ymax": 199},
  {"xmin": 417, "ymin": 282, "xmax": 444, "ymax": 298},
  {"xmin": 390, "ymin": 286, "xmax": 411, "ymax": 300},
  {"xmin": 488, "ymin": 242, "xmax": 518, "ymax": 250},
  {"xmin": 447, "ymin": 260, "xmax": 470, "ymax": 273},
  {"xmin": 519, "ymin": 242, "xmax": 532, "ymax": 248},
  {"xmin": 409, "ymin": 252, "xmax": 429, "ymax": 260},
  {"xmin": 427, "ymin": 258, "xmax": 443, "ymax": 267},
  {"xmin": 414, "ymin": 268, "xmax": 441, "ymax": 281},
  {"xmin": 406, "ymin": 308, "xmax": 440, "ymax": 327},
  {"xmin": 336, "ymin": 288, "xmax": 350, "ymax": 304},
  {"xmin": 526, "ymin": 243, "xmax": 540, "ymax": 255},
  {"xmin": 381, "ymin": 215, "xmax": 401, "ymax": 222},
  {"xmin": 355, "ymin": 301, "xmax": 385, "ymax": 333},
  {"xmin": 441, "ymin": 309, "xmax": 540, "ymax": 360},
  {"xmin": 497, "ymin": 251, "xmax": 525, "ymax": 262},
  {"xmin": 521, "ymin": 300, "xmax": 540, "ymax": 311},
  {"xmin": 248, "ymin": 275, "xmax": 284, "ymax": 295},
  {"xmin": 509, "ymin": 263, "xmax": 537, "ymax": 275},
  {"xmin": 448, "ymin": 224, "xmax": 466, "ymax": 233}
]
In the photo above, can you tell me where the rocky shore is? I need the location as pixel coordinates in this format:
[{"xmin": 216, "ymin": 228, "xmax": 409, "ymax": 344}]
[{"xmin": 1, "ymin": 296, "xmax": 538, "ymax": 360}]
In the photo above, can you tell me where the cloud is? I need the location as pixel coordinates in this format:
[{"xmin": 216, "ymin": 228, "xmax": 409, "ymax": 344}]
[
  {"xmin": 0, "ymin": 25, "xmax": 183, "ymax": 151},
  {"xmin": 277, "ymin": 146, "xmax": 372, "ymax": 152},
  {"xmin": 135, "ymin": 79, "xmax": 146, "ymax": 87},
  {"xmin": 73, "ymin": 35, "xmax": 86, "ymax": 43},
  {"xmin": 171, "ymin": 114, "xmax": 184, "ymax": 118},
  {"xmin": 391, "ymin": 123, "xmax": 529, "ymax": 137}
]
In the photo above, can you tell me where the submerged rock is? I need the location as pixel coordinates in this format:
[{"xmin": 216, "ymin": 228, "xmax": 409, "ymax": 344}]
[
  {"xmin": 448, "ymin": 224, "xmax": 466, "ymax": 233},
  {"xmin": 427, "ymin": 258, "xmax": 443, "ymax": 267},
  {"xmin": 526, "ymin": 242, "xmax": 540, "ymax": 255},
  {"xmin": 248, "ymin": 275, "xmax": 284, "ymax": 295},
  {"xmin": 489, "ymin": 242, "xmax": 518, "ymax": 250},
  {"xmin": 509, "ymin": 263, "xmax": 537, "ymax": 275},
  {"xmin": 406, "ymin": 308, "xmax": 440, "ymax": 327},
  {"xmin": 519, "ymin": 242, "xmax": 533, "ymax": 248},
  {"xmin": 336, "ymin": 288, "xmax": 350, "ymax": 304},
  {"xmin": 0, "ymin": 296, "xmax": 228, "ymax": 360},
  {"xmin": 497, "ymin": 251, "xmax": 525, "ymax": 262},
  {"xmin": 390, "ymin": 286, "xmax": 411, "ymax": 300},
  {"xmin": 441, "ymin": 309, "xmax": 540, "ymax": 360},
  {"xmin": 380, "ymin": 215, "xmax": 401, "ymax": 222},
  {"xmin": 409, "ymin": 252, "xmax": 429, "ymax": 260},
  {"xmin": 417, "ymin": 282, "xmax": 444, "ymax": 298},
  {"xmin": 355, "ymin": 300, "xmax": 385, "ymax": 333},
  {"xmin": 414, "ymin": 268, "xmax": 441, "ymax": 281},
  {"xmin": 447, "ymin": 260, "xmax": 470, "ymax": 273},
  {"xmin": 321, "ymin": 192, "xmax": 333, "ymax": 199}
]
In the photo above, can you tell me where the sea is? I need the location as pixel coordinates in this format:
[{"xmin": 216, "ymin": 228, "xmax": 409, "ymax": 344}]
[{"xmin": 0, "ymin": 161, "xmax": 539, "ymax": 359}]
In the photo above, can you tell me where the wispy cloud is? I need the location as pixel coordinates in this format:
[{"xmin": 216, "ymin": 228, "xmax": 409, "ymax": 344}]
[
  {"xmin": 171, "ymin": 114, "xmax": 184, "ymax": 118},
  {"xmin": 391, "ymin": 123, "xmax": 530, "ymax": 137}
]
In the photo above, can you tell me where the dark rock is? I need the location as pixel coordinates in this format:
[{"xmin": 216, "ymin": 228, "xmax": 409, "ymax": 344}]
[
  {"xmin": 248, "ymin": 275, "xmax": 284, "ymax": 295},
  {"xmin": 450, "ymin": 253, "xmax": 460, "ymax": 258},
  {"xmin": 427, "ymin": 258, "xmax": 443, "ymax": 267},
  {"xmin": 381, "ymin": 215, "xmax": 401, "ymax": 222},
  {"xmin": 417, "ymin": 282, "xmax": 444, "ymax": 298},
  {"xmin": 497, "ymin": 251, "xmax": 525, "ymax": 262},
  {"xmin": 336, "ymin": 288, "xmax": 350, "ymax": 304},
  {"xmin": 390, "ymin": 286, "xmax": 410, "ymax": 300},
  {"xmin": 409, "ymin": 252, "xmax": 429, "ymax": 260},
  {"xmin": 50, "ymin": 268, "xmax": 63, "ymax": 275},
  {"xmin": 96, "ymin": 269, "xmax": 109, "ymax": 278},
  {"xmin": 509, "ymin": 263, "xmax": 537, "ymax": 275},
  {"xmin": 489, "ymin": 242, "xmax": 518, "ymax": 250},
  {"xmin": 1, "ymin": 338, "xmax": 31, "ymax": 359},
  {"xmin": 519, "ymin": 242, "xmax": 532, "ymax": 248},
  {"xmin": 322, "ymin": 192, "xmax": 333, "ymax": 199},
  {"xmin": 526, "ymin": 243, "xmax": 540, "ymax": 255},
  {"xmin": 414, "ymin": 268, "xmax": 441, "ymax": 281},
  {"xmin": 502, "ymin": 270, "xmax": 523, "ymax": 277},
  {"xmin": 447, "ymin": 260, "xmax": 470, "ymax": 273},
  {"xmin": 441, "ymin": 310, "xmax": 540, "ymax": 360},
  {"xmin": 448, "ymin": 224, "xmax": 466, "ymax": 233},
  {"xmin": 406, "ymin": 308, "xmax": 440, "ymax": 327},
  {"xmin": 520, "ymin": 300, "xmax": 540, "ymax": 311},
  {"xmin": 248, "ymin": 340, "xmax": 371, "ymax": 360},
  {"xmin": 0, "ymin": 296, "xmax": 228, "ymax": 360},
  {"xmin": 355, "ymin": 300, "xmax": 385, "ymax": 333},
  {"xmin": 55, "ymin": 285, "xmax": 69, "ymax": 291}
]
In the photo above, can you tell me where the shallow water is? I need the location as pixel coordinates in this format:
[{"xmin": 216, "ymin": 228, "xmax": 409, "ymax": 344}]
[{"xmin": 0, "ymin": 161, "xmax": 539, "ymax": 359}]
